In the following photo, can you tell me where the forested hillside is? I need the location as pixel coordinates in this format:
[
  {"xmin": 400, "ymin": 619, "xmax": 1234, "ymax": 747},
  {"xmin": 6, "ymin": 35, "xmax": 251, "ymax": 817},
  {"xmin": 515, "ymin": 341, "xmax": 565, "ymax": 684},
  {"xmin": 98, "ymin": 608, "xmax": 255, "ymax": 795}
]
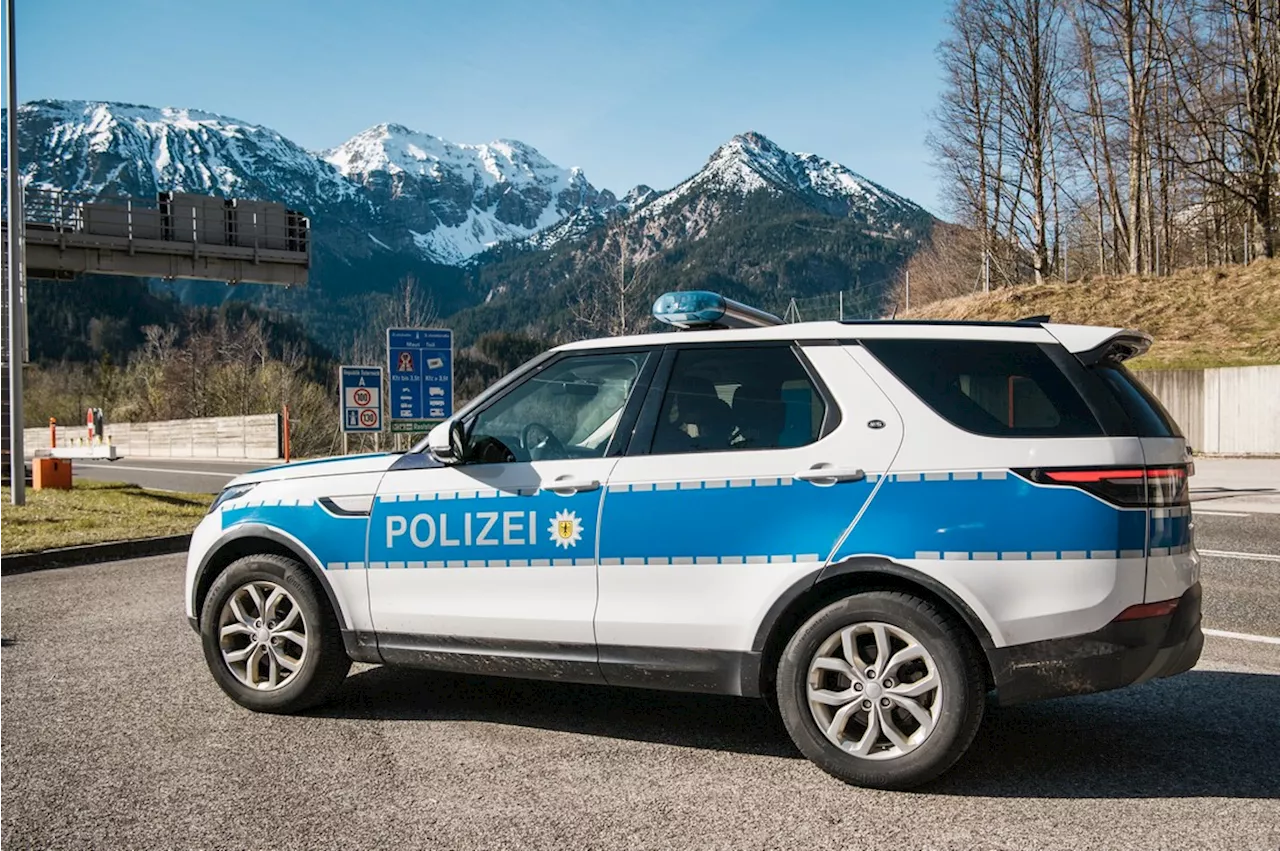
[{"xmin": 925, "ymin": 0, "xmax": 1278, "ymax": 293}]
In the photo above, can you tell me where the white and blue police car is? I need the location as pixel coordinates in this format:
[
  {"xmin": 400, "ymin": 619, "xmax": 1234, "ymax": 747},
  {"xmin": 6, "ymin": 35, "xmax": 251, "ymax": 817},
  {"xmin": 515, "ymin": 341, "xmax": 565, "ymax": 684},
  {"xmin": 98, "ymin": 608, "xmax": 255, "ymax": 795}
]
[{"xmin": 186, "ymin": 291, "xmax": 1202, "ymax": 790}]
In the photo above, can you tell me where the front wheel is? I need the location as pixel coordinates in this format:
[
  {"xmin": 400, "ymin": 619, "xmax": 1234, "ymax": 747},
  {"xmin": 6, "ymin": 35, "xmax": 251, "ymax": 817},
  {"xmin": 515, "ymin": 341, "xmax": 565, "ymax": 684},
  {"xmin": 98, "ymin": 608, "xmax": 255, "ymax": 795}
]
[
  {"xmin": 776, "ymin": 591, "xmax": 985, "ymax": 790},
  {"xmin": 200, "ymin": 554, "xmax": 351, "ymax": 714}
]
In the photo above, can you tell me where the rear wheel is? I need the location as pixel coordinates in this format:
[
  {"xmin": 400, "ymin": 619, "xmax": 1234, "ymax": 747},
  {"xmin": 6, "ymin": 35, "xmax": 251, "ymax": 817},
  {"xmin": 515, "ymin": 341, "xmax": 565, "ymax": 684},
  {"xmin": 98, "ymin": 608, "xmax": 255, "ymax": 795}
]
[
  {"xmin": 200, "ymin": 554, "xmax": 351, "ymax": 714},
  {"xmin": 776, "ymin": 591, "xmax": 984, "ymax": 790}
]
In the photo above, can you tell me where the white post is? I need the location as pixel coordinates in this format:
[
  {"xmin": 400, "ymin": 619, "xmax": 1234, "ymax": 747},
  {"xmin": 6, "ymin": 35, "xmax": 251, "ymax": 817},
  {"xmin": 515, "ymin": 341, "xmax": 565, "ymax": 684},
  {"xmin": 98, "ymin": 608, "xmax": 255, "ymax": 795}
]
[
  {"xmin": 6, "ymin": 0, "xmax": 25, "ymax": 505},
  {"xmin": 905, "ymin": 270, "xmax": 910, "ymax": 311},
  {"xmin": 983, "ymin": 250, "xmax": 990, "ymax": 294},
  {"xmin": 838, "ymin": 291, "xmax": 843, "ymax": 321}
]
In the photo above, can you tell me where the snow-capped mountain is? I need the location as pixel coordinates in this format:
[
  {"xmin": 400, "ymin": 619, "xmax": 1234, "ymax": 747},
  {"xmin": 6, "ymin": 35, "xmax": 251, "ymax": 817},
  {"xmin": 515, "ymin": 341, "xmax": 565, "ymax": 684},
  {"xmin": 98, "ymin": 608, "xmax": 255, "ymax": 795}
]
[
  {"xmin": 6, "ymin": 100, "xmax": 613, "ymax": 266},
  {"xmin": 12, "ymin": 100, "xmax": 355, "ymax": 210},
  {"xmin": 321, "ymin": 123, "xmax": 617, "ymax": 264},
  {"xmin": 463, "ymin": 130, "xmax": 935, "ymax": 338},
  {"xmin": 639, "ymin": 131, "xmax": 925, "ymax": 231}
]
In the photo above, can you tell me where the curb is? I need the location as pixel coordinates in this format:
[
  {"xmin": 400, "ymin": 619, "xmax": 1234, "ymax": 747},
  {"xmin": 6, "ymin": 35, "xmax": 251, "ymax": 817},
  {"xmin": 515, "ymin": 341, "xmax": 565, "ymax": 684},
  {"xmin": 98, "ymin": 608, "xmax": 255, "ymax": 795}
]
[{"xmin": 2, "ymin": 534, "xmax": 191, "ymax": 576}]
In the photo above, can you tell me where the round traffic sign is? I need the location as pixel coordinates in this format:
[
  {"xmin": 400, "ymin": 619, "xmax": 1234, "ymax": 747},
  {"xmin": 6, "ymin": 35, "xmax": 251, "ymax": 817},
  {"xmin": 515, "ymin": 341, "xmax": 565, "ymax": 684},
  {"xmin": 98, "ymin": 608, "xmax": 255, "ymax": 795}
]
[
  {"xmin": 359, "ymin": 409, "xmax": 379, "ymax": 427},
  {"xmin": 353, "ymin": 387, "xmax": 372, "ymax": 406}
]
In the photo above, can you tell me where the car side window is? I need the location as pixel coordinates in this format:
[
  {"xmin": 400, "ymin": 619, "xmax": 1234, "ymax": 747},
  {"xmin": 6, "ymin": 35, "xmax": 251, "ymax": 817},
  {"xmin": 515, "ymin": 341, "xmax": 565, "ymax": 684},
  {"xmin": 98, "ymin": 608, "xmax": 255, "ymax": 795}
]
[
  {"xmin": 649, "ymin": 346, "xmax": 826, "ymax": 455},
  {"xmin": 465, "ymin": 352, "xmax": 648, "ymax": 463}
]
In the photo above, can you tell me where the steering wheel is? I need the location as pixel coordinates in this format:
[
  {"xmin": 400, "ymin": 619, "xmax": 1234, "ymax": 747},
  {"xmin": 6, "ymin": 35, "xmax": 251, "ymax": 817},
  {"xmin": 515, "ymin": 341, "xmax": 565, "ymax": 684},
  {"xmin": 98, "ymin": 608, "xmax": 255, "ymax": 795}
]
[{"xmin": 520, "ymin": 422, "xmax": 567, "ymax": 460}]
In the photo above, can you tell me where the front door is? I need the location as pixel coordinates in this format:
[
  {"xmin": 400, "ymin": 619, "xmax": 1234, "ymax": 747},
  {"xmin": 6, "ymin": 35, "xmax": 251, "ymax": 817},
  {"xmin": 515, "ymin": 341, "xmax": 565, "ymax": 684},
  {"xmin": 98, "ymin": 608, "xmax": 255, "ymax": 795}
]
[{"xmin": 367, "ymin": 349, "xmax": 654, "ymax": 666}]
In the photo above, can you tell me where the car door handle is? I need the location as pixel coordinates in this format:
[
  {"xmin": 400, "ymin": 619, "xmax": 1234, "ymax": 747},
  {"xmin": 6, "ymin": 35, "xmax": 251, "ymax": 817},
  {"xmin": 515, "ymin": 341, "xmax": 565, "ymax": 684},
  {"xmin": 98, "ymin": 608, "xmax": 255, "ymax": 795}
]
[
  {"xmin": 545, "ymin": 476, "xmax": 601, "ymax": 494},
  {"xmin": 795, "ymin": 465, "xmax": 866, "ymax": 484}
]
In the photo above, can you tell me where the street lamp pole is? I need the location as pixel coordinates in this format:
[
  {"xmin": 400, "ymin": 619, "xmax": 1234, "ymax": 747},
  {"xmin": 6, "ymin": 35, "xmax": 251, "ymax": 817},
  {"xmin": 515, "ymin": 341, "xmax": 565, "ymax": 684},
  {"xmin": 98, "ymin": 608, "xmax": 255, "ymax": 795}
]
[{"xmin": 5, "ymin": 0, "xmax": 26, "ymax": 504}]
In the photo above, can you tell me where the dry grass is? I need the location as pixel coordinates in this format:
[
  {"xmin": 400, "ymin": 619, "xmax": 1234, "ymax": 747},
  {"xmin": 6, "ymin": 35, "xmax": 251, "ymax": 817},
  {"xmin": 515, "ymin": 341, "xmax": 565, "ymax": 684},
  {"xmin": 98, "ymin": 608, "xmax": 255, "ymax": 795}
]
[
  {"xmin": 0, "ymin": 481, "xmax": 211, "ymax": 555},
  {"xmin": 904, "ymin": 259, "xmax": 1280, "ymax": 369}
]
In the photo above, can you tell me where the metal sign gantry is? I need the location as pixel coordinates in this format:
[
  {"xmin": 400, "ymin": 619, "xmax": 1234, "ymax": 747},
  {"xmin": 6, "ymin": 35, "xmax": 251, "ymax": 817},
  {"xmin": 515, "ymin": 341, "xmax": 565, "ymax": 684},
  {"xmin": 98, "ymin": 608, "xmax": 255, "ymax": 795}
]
[{"xmin": 2, "ymin": 183, "xmax": 314, "ymax": 501}]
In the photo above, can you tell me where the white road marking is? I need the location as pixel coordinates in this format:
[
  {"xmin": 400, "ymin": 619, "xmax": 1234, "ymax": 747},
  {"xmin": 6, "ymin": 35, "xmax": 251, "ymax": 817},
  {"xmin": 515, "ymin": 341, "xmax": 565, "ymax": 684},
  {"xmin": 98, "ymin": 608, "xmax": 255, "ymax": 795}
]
[
  {"xmin": 74, "ymin": 463, "xmax": 241, "ymax": 477},
  {"xmin": 1203, "ymin": 628, "xmax": 1280, "ymax": 646},
  {"xmin": 1194, "ymin": 510, "xmax": 1252, "ymax": 517},
  {"xmin": 1199, "ymin": 549, "xmax": 1280, "ymax": 563}
]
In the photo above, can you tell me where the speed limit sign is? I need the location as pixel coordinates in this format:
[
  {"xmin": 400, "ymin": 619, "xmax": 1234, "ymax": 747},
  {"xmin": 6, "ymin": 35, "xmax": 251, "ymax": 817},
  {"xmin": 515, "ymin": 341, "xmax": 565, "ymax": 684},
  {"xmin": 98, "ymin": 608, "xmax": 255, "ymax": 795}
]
[{"xmin": 340, "ymin": 366, "xmax": 383, "ymax": 433}]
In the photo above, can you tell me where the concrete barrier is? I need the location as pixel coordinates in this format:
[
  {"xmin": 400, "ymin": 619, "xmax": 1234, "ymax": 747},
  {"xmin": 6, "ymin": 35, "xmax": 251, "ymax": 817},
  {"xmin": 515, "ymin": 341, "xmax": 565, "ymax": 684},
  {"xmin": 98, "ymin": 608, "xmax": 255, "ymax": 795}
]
[
  {"xmin": 25, "ymin": 413, "xmax": 281, "ymax": 460},
  {"xmin": 1134, "ymin": 365, "xmax": 1280, "ymax": 456}
]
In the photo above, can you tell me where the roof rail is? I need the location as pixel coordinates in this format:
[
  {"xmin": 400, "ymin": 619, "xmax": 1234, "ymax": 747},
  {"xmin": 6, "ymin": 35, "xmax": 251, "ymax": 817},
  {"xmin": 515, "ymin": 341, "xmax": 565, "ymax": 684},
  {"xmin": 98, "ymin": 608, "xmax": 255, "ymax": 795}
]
[{"xmin": 1016, "ymin": 314, "xmax": 1052, "ymax": 324}]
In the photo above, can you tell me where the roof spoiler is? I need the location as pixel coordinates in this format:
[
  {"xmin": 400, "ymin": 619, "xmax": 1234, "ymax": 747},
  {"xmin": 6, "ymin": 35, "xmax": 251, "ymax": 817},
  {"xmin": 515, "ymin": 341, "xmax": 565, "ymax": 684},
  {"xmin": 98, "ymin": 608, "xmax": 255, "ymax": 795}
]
[{"xmin": 1074, "ymin": 330, "xmax": 1153, "ymax": 365}]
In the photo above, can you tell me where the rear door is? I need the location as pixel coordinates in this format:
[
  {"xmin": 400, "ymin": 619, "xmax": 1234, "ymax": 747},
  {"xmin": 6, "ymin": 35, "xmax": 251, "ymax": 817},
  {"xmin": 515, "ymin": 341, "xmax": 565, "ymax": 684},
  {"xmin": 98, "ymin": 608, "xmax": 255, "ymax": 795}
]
[
  {"xmin": 593, "ymin": 341, "xmax": 903, "ymax": 682},
  {"xmin": 1088, "ymin": 360, "xmax": 1196, "ymax": 603}
]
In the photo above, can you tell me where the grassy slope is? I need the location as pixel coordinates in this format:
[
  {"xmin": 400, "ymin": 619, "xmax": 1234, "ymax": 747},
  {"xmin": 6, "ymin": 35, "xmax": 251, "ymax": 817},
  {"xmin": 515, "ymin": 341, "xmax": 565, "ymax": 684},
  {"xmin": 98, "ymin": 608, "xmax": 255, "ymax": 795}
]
[
  {"xmin": 1, "ymin": 481, "xmax": 211, "ymax": 554},
  {"xmin": 905, "ymin": 259, "xmax": 1280, "ymax": 369}
]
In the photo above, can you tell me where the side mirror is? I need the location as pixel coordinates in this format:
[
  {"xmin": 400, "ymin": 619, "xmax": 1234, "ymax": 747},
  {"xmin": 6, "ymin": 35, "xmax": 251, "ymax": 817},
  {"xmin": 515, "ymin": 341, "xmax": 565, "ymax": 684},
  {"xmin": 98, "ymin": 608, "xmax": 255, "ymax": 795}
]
[{"xmin": 427, "ymin": 419, "xmax": 467, "ymax": 464}]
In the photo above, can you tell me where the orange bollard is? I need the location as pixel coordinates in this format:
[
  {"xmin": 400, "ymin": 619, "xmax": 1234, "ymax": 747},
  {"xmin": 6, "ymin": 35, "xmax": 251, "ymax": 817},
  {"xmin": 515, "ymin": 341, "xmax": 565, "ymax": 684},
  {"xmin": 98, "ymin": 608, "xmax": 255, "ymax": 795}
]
[{"xmin": 282, "ymin": 404, "xmax": 291, "ymax": 463}]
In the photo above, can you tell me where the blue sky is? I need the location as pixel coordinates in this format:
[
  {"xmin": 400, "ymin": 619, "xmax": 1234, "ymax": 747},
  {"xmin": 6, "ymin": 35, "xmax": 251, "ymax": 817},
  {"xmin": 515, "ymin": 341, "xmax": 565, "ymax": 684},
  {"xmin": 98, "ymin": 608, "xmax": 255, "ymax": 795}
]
[{"xmin": 12, "ymin": 0, "xmax": 949, "ymax": 212}]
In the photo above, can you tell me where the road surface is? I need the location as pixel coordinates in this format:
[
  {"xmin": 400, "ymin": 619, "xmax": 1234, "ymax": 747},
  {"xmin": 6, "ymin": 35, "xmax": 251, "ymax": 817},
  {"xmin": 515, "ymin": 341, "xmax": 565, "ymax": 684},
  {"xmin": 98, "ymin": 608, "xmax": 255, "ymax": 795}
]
[
  {"xmin": 2, "ymin": 510, "xmax": 1277, "ymax": 850},
  {"xmin": 71, "ymin": 457, "xmax": 273, "ymax": 493}
]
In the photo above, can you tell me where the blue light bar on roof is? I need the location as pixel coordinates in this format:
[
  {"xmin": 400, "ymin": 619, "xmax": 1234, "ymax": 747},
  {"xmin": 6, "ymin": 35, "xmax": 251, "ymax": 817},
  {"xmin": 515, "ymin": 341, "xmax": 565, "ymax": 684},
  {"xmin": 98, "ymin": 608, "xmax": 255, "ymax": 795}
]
[{"xmin": 652, "ymin": 291, "xmax": 785, "ymax": 329}]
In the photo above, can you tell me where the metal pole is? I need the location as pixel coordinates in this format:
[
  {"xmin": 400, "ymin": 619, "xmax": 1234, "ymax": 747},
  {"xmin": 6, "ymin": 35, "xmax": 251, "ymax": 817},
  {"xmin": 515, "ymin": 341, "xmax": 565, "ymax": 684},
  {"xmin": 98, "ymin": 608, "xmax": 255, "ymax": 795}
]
[
  {"xmin": 838, "ymin": 291, "xmax": 843, "ymax": 321},
  {"xmin": 6, "ymin": 0, "xmax": 25, "ymax": 504},
  {"xmin": 905, "ymin": 271, "xmax": 910, "ymax": 311},
  {"xmin": 983, "ymin": 250, "xmax": 990, "ymax": 294}
]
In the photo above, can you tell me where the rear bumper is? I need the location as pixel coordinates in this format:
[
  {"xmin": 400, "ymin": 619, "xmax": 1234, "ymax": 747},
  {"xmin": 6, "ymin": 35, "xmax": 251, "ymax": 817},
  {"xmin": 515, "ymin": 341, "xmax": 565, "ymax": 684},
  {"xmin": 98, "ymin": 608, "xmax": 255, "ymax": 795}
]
[{"xmin": 990, "ymin": 582, "xmax": 1203, "ymax": 706}]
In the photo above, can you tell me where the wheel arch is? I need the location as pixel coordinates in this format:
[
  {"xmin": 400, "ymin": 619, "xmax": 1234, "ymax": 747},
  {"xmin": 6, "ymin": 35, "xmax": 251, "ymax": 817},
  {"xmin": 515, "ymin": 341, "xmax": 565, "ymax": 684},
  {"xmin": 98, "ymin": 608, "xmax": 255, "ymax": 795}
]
[
  {"xmin": 193, "ymin": 525, "xmax": 349, "ymax": 635},
  {"xmin": 750, "ymin": 556, "xmax": 998, "ymax": 700}
]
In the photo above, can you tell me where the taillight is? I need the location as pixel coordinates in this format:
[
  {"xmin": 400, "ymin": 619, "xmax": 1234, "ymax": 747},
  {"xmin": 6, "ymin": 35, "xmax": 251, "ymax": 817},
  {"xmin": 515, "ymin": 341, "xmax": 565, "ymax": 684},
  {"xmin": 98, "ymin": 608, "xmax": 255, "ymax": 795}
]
[
  {"xmin": 1016, "ymin": 465, "xmax": 1190, "ymax": 507},
  {"xmin": 1113, "ymin": 598, "xmax": 1179, "ymax": 621}
]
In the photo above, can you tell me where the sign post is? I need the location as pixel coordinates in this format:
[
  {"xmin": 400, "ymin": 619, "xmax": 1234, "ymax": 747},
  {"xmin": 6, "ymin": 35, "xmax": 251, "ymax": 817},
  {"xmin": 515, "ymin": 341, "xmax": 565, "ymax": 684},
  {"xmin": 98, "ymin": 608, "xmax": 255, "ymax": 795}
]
[
  {"xmin": 387, "ymin": 328, "xmax": 453, "ymax": 434},
  {"xmin": 340, "ymin": 366, "xmax": 382, "ymax": 454}
]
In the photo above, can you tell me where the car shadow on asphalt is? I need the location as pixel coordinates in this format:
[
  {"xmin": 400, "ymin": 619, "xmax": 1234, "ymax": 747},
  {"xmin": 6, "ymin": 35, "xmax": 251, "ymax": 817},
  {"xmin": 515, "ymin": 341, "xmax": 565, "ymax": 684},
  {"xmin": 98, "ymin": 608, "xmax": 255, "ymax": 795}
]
[
  {"xmin": 324, "ymin": 667, "xmax": 1280, "ymax": 798},
  {"xmin": 324, "ymin": 665, "xmax": 796, "ymax": 758}
]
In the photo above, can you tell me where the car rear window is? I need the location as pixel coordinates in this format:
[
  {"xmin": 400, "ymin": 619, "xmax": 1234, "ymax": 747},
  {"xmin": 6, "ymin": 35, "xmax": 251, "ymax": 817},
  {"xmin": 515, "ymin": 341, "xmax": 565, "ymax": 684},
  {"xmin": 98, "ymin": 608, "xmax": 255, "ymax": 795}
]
[
  {"xmin": 1090, "ymin": 363, "xmax": 1182, "ymax": 438},
  {"xmin": 863, "ymin": 339, "xmax": 1104, "ymax": 437}
]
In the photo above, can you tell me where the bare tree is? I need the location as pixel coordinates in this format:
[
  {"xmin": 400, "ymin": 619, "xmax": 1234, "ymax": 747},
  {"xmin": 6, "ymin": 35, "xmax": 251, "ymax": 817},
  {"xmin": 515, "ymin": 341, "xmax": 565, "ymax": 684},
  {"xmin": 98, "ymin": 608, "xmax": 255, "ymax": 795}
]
[
  {"xmin": 347, "ymin": 273, "xmax": 440, "ymax": 366},
  {"xmin": 572, "ymin": 216, "xmax": 653, "ymax": 338},
  {"xmin": 1160, "ymin": 0, "xmax": 1280, "ymax": 258}
]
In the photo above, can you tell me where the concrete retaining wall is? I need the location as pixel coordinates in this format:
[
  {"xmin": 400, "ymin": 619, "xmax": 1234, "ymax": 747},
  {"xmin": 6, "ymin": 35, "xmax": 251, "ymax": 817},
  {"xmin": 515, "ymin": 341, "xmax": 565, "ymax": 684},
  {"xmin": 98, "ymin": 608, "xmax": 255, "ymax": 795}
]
[
  {"xmin": 25, "ymin": 413, "xmax": 281, "ymax": 460},
  {"xmin": 1134, "ymin": 365, "xmax": 1280, "ymax": 456}
]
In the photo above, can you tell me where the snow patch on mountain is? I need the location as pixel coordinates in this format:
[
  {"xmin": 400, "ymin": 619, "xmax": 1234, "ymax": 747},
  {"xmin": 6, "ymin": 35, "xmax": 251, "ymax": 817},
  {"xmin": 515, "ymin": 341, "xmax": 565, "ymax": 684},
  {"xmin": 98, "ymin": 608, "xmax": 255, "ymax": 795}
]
[
  {"xmin": 325, "ymin": 123, "xmax": 574, "ymax": 191},
  {"xmin": 322, "ymin": 121, "xmax": 614, "ymax": 262}
]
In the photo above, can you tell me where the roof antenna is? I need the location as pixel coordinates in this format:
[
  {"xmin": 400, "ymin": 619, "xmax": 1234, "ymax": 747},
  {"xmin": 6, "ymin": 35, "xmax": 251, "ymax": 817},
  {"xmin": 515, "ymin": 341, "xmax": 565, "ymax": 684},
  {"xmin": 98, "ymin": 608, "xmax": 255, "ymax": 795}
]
[{"xmin": 889, "ymin": 304, "xmax": 899, "ymax": 320}]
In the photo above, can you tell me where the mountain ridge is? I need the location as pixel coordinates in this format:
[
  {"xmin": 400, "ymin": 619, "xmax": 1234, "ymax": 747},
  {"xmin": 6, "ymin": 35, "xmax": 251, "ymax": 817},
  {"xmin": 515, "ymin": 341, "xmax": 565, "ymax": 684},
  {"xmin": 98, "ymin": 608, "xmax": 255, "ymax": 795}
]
[{"xmin": 8, "ymin": 97, "xmax": 935, "ymax": 353}]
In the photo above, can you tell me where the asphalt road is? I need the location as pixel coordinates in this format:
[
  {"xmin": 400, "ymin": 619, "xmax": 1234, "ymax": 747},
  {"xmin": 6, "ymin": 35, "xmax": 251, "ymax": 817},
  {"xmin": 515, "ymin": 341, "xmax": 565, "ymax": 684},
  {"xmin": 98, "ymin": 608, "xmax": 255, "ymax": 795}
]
[
  {"xmin": 71, "ymin": 457, "xmax": 268, "ymax": 493},
  {"xmin": 2, "ymin": 514, "xmax": 1278, "ymax": 850}
]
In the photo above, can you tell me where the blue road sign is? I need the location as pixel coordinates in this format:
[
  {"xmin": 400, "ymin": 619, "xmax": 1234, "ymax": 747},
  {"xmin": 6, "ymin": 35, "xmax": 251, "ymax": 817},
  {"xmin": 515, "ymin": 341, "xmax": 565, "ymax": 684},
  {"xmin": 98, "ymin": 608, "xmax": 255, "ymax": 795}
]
[
  {"xmin": 340, "ymin": 365, "xmax": 383, "ymax": 433},
  {"xmin": 387, "ymin": 328, "xmax": 453, "ymax": 432}
]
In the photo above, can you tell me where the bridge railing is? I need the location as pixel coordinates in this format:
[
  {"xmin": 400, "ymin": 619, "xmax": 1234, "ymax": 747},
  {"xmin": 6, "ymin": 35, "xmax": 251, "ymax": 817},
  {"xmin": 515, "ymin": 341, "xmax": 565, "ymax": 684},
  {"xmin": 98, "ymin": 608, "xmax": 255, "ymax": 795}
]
[{"xmin": 21, "ymin": 186, "xmax": 310, "ymax": 256}]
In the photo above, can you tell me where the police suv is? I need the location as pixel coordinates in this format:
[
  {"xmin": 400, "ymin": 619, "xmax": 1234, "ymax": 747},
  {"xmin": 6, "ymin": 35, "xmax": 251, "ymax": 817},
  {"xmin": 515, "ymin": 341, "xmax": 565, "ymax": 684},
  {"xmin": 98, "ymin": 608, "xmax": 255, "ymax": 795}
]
[{"xmin": 186, "ymin": 292, "xmax": 1202, "ymax": 790}]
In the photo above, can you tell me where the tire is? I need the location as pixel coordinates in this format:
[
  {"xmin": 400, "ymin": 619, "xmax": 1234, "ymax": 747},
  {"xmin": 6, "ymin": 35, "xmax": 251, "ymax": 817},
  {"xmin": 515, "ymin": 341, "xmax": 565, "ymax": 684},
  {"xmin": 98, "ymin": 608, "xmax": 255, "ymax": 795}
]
[
  {"xmin": 776, "ymin": 591, "xmax": 985, "ymax": 790},
  {"xmin": 199, "ymin": 553, "xmax": 351, "ymax": 714}
]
